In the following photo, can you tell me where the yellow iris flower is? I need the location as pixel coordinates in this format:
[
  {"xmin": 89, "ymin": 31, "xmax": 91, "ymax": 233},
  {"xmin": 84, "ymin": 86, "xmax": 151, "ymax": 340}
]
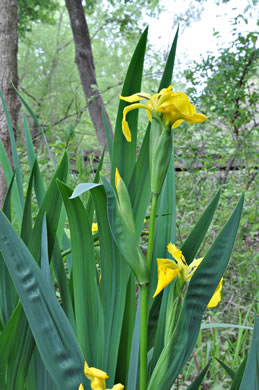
[
  {"xmin": 78, "ymin": 362, "xmax": 124, "ymax": 390},
  {"xmin": 153, "ymin": 243, "xmax": 223, "ymax": 308},
  {"xmin": 120, "ymin": 85, "xmax": 206, "ymax": 142}
]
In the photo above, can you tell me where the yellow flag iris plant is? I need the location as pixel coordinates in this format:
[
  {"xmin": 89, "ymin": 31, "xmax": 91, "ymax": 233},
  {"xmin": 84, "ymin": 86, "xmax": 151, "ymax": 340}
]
[{"xmin": 0, "ymin": 27, "xmax": 247, "ymax": 390}]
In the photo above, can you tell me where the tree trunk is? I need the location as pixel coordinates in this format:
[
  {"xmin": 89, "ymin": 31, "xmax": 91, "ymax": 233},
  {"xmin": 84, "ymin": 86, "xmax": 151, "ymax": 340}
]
[
  {"xmin": 65, "ymin": 0, "xmax": 113, "ymax": 147},
  {"xmin": 0, "ymin": 0, "xmax": 20, "ymax": 208}
]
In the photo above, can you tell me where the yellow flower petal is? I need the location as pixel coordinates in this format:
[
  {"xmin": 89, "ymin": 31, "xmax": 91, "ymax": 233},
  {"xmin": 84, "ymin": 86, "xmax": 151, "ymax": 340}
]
[
  {"xmin": 85, "ymin": 367, "xmax": 108, "ymax": 380},
  {"xmin": 121, "ymin": 103, "xmax": 152, "ymax": 142},
  {"xmin": 82, "ymin": 361, "xmax": 124, "ymax": 390},
  {"xmin": 153, "ymin": 258, "xmax": 180, "ymax": 297},
  {"xmin": 108, "ymin": 384, "xmax": 125, "ymax": 390},
  {"xmin": 122, "ymin": 118, "xmax": 131, "ymax": 142},
  {"xmin": 171, "ymin": 119, "xmax": 183, "ymax": 129},
  {"xmin": 91, "ymin": 223, "xmax": 98, "ymax": 235},
  {"xmin": 207, "ymin": 278, "xmax": 223, "ymax": 308},
  {"xmin": 115, "ymin": 168, "xmax": 121, "ymax": 191},
  {"xmin": 158, "ymin": 92, "xmax": 207, "ymax": 128},
  {"xmin": 84, "ymin": 361, "xmax": 108, "ymax": 380},
  {"xmin": 146, "ymin": 108, "xmax": 153, "ymax": 122},
  {"xmin": 185, "ymin": 257, "xmax": 203, "ymax": 280},
  {"xmin": 120, "ymin": 92, "xmax": 151, "ymax": 103},
  {"xmin": 167, "ymin": 243, "xmax": 187, "ymax": 267}
]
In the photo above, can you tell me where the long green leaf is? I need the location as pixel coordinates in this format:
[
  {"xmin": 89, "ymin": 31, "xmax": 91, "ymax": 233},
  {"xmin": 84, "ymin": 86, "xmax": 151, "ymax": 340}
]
[
  {"xmin": 147, "ymin": 148, "xmax": 176, "ymax": 375},
  {"xmin": 129, "ymin": 27, "xmax": 179, "ymax": 237},
  {"xmin": 2, "ymin": 171, "xmax": 16, "ymax": 221},
  {"xmin": 57, "ymin": 180, "xmax": 104, "ymax": 367},
  {"xmin": 0, "ymin": 90, "xmax": 24, "ymax": 208},
  {"xmin": 0, "ymin": 303, "xmax": 25, "ymax": 389},
  {"xmin": 230, "ymin": 357, "xmax": 247, "ymax": 390},
  {"xmin": 20, "ymin": 161, "xmax": 35, "ymax": 245},
  {"xmin": 102, "ymin": 109, "xmax": 113, "ymax": 161},
  {"xmin": 128, "ymin": 124, "xmax": 151, "ymax": 237},
  {"xmin": 158, "ymin": 26, "xmax": 179, "ymax": 90},
  {"xmin": 28, "ymin": 152, "xmax": 69, "ymax": 262},
  {"xmin": 181, "ymin": 188, "xmax": 221, "ymax": 264},
  {"xmin": 37, "ymin": 215, "xmax": 58, "ymax": 390},
  {"xmin": 14, "ymin": 87, "xmax": 55, "ymax": 167},
  {"xmin": 215, "ymin": 358, "xmax": 235, "ymax": 379},
  {"xmin": 0, "ymin": 211, "xmax": 85, "ymax": 390},
  {"xmin": 111, "ymin": 27, "xmax": 148, "ymax": 186},
  {"xmin": 116, "ymin": 274, "xmax": 136, "ymax": 384},
  {"xmin": 51, "ymin": 238, "xmax": 76, "ymax": 330},
  {"xmin": 23, "ymin": 112, "xmax": 35, "ymax": 169},
  {"xmin": 0, "ymin": 173, "xmax": 18, "ymax": 325},
  {"xmin": 149, "ymin": 148, "xmax": 176, "ymax": 301},
  {"xmin": 186, "ymin": 361, "xmax": 211, "ymax": 390},
  {"xmin": 4, "ymin": 153, "xmax": 70, "ymax": 389},
  {"xmin": 102, "ymin": 177, "xmax": 149, "ymax": 285},
  {"xmin": 23, "ymin": 113, "xmax": 45, "ymax": 206},
  {"xmin": 0, "ymin": 140, "xmax": 23, "ymax": 224},
  {"xmin": 239, "ymin": 315, "xmax": 259, "ymax": 390},
  {"xmin": 148, "ymin": 194, "xmax": 244, "ymax": 389},
  {"xmin": 127, "ymin": 301, "xmax": 141, "ymax": 390},
  {"xmin": 201, "ymin": 323, "xmax": 253, "ymax": 330},
  {"xmin": 71, "ymin": 183, "xmax": 131, "ymax": 386},
  {"xmin": 90, "ymin": 185, "xmax": 131, "ymax": 387}
]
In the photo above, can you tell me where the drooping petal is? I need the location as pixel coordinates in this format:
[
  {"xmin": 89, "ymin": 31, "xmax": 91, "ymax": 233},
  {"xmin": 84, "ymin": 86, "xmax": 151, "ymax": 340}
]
[
  {"xmin": 120, "ymin": 92, "xmax": 151, "ymax": 103},
  {"xmin": 207, "ymin": 278, "xmax": 223, "ymax": 308},
  {"xmin": 145, "ymin": 108, "xmax": 153, "ymax": 122},
  {"xmin": 78, "ymin": 384, "xmax": 84, "ymax": 390},
  {"xmin": 171, "ymin": 119, "xmax": 184, "ymax": 129},
  {"xmin": 122, "ymin": 103, "xmax": 152, "ymax": 142},
  {"xmin": 153, "ymin": 258, "xmax": 180, "ymax": 297},
  {"xmin": 122, "ymin": 118, "xmax": 131, "ymax": 142}
]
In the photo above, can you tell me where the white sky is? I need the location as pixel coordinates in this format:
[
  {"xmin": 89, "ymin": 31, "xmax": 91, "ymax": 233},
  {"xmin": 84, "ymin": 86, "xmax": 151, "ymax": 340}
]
[{"xmin": 147, "ymin": 0, "xmax": 258, "ymax": 65}]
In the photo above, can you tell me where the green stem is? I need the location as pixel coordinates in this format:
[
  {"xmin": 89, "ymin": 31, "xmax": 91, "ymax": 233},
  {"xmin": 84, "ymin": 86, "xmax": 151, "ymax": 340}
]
[
  {"xmin": 140, "ymin": 285, "xmax": 148, "ymax": 390},
  {"xmin": 139, "ymin": 192, "xmax": 159, "ymax": 390},
  {"xmin": 146, "ymin": 193, "xmax": 159, "ymax": 268}
]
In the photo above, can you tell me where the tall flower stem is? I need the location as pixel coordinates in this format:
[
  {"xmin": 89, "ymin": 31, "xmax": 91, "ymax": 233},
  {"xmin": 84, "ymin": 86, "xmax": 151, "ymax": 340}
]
[
  {"xmin": 146, "ymin": 193, "xmax": 159, "ymax": 268},
  {"xmin": 140, "ymin": 284, "xmax": 148, "ymax": 390},
  {"xmin": 140, "ymin": 192, "xmax": 159, "ymax": 390}
]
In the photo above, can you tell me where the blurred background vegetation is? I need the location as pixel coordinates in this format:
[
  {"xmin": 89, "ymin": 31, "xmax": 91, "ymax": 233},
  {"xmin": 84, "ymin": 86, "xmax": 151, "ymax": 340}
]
[{"xmin": 1, "ymin": 0, "xmax": 258, "ymax": 387}]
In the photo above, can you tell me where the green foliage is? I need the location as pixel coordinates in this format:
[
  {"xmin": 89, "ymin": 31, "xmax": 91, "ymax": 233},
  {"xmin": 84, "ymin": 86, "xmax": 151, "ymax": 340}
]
[{"xmin": 18, "ymin": 0, "xmax": 59, "ymax": 37}]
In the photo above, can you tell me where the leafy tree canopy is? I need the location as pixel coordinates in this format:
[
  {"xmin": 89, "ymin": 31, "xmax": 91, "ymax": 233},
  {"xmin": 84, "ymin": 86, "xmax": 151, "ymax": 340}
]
[{"xmin": 17, "ymin": 0, "xmax": 59, "ymax": 36}]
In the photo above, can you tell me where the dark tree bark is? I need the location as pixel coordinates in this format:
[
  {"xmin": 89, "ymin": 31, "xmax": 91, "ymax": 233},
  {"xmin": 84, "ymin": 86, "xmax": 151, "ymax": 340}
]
[
  {"xmin": 65, "ymin": 0, "xmax": 113, "ymax": 147},
  {"xmin": 0, "ymin": 0, "xmax": 20, "ymax": 208}
]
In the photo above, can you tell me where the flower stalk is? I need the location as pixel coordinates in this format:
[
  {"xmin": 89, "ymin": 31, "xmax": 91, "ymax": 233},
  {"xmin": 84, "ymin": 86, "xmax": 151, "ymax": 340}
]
[{"xmin": 139, "ymin": 192, "xmax": 159, "ymax": 390}]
